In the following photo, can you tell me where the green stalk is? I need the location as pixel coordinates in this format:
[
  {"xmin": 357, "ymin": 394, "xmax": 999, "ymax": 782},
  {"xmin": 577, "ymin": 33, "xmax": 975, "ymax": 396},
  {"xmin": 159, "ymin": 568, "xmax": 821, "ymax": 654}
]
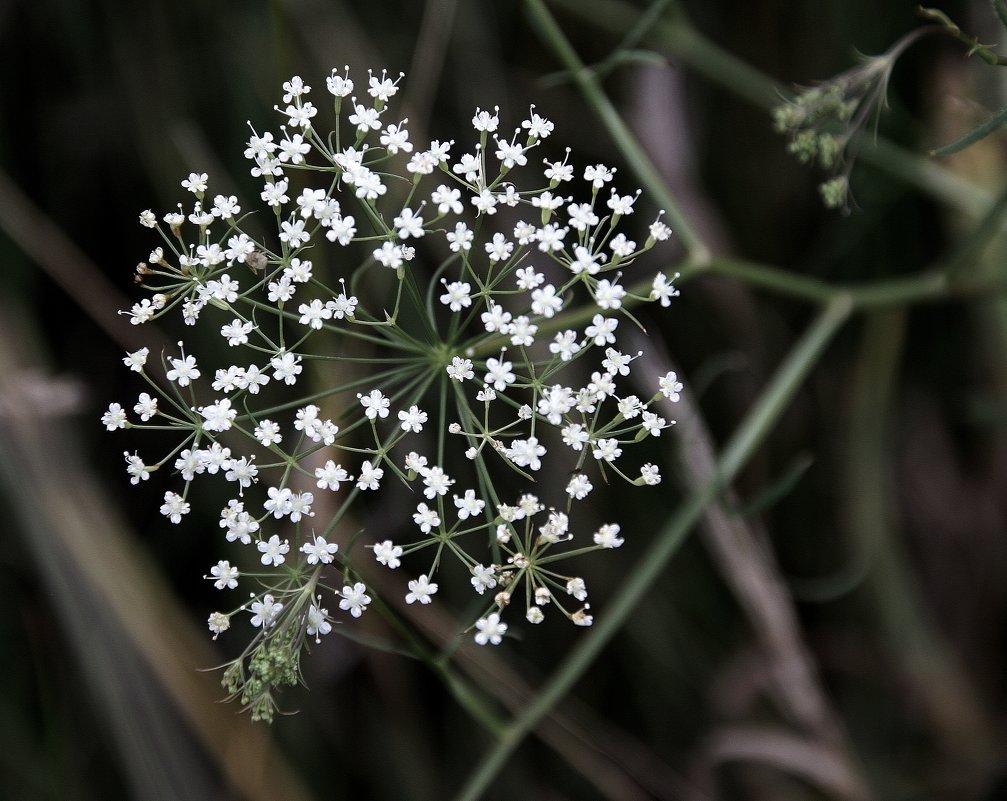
[
  {"xmin": 704, "ymin": 256, "xmax": 959, "ymax": 308},
  {"xmin": 451, "ymin": 294, "xmax": 853, "ymax": 801},
  {"xmin": 524, "ymin": 0, "xmax": 710, "ymax": 262}
]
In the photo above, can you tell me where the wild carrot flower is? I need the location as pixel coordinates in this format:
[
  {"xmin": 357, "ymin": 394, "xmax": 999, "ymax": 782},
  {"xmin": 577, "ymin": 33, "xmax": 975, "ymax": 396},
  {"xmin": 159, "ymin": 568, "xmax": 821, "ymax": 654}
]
[{"xmin": 105, "ymin": 66, "xmax": 680, "ymax": 720}]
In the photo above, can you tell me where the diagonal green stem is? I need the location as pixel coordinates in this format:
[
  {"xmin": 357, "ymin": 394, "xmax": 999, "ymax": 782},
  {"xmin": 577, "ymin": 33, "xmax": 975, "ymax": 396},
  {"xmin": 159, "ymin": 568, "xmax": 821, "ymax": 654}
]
[
  {"xmin": 524, "ymin": 0, "xmax": 710, "ymax": 262},
  {"xmin": 451, "ymin": 294, "xmax": 853, "ymax": 801}
]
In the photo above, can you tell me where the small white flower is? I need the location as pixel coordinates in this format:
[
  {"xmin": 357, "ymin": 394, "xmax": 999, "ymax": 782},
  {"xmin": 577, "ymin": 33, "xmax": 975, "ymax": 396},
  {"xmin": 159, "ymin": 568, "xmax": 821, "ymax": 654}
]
[
  {"xmin": 207, "ymin": 612, "xmax": 230, "ymax": 639},
  {"xmin": 270, "ymin": 350, "xmax": 302, "ymax": 385},
  {"xmin": 405, "ymin": 574, "xmax": 439, "ymax": 605},
  {"xmin": 522, "ymin": 107, "xmax": 554, "ymax": 139},
  {"xmin": 398, "ymin": 405, "xmax": 427, "ymax": 433},
  {"xmin": 122, "ymin": 348, "xmax": 149, "ymax": 372},
  {"xmin": 446, "ymin": 222, "xmax": 474, "ymax": 252},
  {"xmin": 471, "ymin": 564, "xmax": 497, "ymax": 595},
  {"xmin": 101, "ymin": 402, "xmax": 127, "ymax": 431},
  {"xmin": 413, "ymin": 502, "xmax": 441, "ymax": 533},
  {"xmin": 566, "ymin": 474, "xmax": 593, "ymax": 500},
  {"xmin": 373, "ymin": 241, "xmax": 405, "ymax": 269},
  {"xmin": 221, "ymin": 319, "xmax": 254, "ymax": 346},
  {"xmin": 298, "ymin": 298, "xmax": 333, "ymax": 329},
  {"xmin": 356, "ymin": 460, "xmax": 384, "ymax": 491},
  {"xmin": 642, "ymin": 410, "xmax": 667, "ymax": 436},
  {"xmin": 181, "ymin": 172, "xmax": 208, "ymax": 194},
  {"xmin": 566, "ymin": 577, "xmax": 588, "ymax": 602},
  {"xmin": 440, "ymin": 281, "xmax": 472, "ymax": 312},
  {"xmin": 257, "ymin": 534, "xmax": 290, "ymax": 567},
  {"xmin": 339, "ymin": 582, "xmax": 371, "ymax": 618},
  {"xmin": 471, "ymin": 189, "xmax": 498, "ymax": 215},
  {"xmin": 209, "ymin": 560, "xmax": 240, "ymax": 590},
  {"xmin": 373, "ymin": 540, "xmax": 403, "ymax": 568},
  {"xmin": 649, "ymin": 218, "xmax": 673, "ymax": 242},
  {"xmin": 327, "ymin": 66, "xmax": 354, "ymax": 97},
  {"xmin": 471, "ymin": 106, "xmax": 500, "ymax": 132},
  {"xmin": 160, "ymin": 491, "xmax": 190, "ymax": 524},
  {"xmin": 474, "ymin": 612, "xmax": 507, "ymax": 645},
  {"xmin": 431, "ymin": 185, "xmax": 463, "ymax": 215},
  {"xmin": 200, "ymin": 398, "xmax": 236, "ymax": 433},
  {"xmin": 651, "ymin": 272, "xmax": 681, "ymax": 306},
  {"xmin": 249, "ymin": 594, "xmax": 282, "ymax": 628},
  {"xmin": 584, "ymin": 163, "xmax": 615, "ymax": 188},
  {"xmin": 659, "ymin": 371, "xmax": 683, "ymax": 401},
  {"xmin": 123, "ymin": 451, "xmax": 150, "ymax": 485},
  {"xmin": 394, "ymin": 207, "xmax": 425, "ymax": 239},
  {"xmin": 484, "ymin": 357, "xmax": 515, "ymax": 391},
  {"xmin": 306, "ymin": 604, "xmax": 332, "ymax": 641},
  {"xmin": 591, "ymin": 437, "xmax": 622, "ymax": 463},
  {"xmin": 166, "ymin": 353, "xmax": 200, "ymax": 387},
  {"xmin": 453, "ymin": 489, "xmax": 485, "ymax": 520},
  {"xmin": 593, "ymin": 523, "xmax": 624, "ymax": 548},
  {"xmin": 593, "ymin": 279, "xmax": 626, "ymax": 310},
  {"xmin": 641, "ymin": 463, "xmax": 662, "ymax": 486},
  {"xmin": 446, "ymin": 356, "xmax": 474, "ymax": 382},
  {"xmin": 315, "ymin": 460, "xmax": 351, "ymax": 491},
  {"xmin": 585, "ymin": 314, "xmax": 618, "ymax": 347},
  {"xmin": 358, "ymin": 389, "xmax": 390, "ymax": 419},
  {"xmin": 301, "ymin": 535, "xmax": 338, "ymax": 565},
  {"xmin": 254, "ymin": 419, "xmax": 282, "ymax": 446}
]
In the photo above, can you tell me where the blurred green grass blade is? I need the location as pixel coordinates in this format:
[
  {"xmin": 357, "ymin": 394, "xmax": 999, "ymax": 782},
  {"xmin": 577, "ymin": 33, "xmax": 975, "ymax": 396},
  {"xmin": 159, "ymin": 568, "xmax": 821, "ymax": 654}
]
[
  {"xmin": 995, "ymin": 0, "xmax": 1007, "ymax": 29},
  {"xmin": 731, "ymin": 452, "xmax": 815, "ymax": 518},
  {"xmin": 930, "ymin": 106, "xmax": 1007, "ymax": 157}
]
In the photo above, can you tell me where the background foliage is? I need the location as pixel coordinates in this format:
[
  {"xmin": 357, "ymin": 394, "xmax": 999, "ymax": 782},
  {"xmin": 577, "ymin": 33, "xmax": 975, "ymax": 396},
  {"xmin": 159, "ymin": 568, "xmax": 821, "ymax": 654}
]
[{"xmin": 2, "ymin": 0, "xmax": 1005, "ymax": 799}]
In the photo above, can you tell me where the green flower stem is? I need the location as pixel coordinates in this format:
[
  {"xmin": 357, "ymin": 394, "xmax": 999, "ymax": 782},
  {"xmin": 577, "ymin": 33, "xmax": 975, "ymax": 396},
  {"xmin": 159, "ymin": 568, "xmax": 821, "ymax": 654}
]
[
  {"xmin": 524, "ymin": 0, "xmax": 710, "ymax": 263},
  {"xmin": 699, "ymin": 256, "xmax": 967, "ymax": 308},
  {"xmin": 917, "ymin": 5, "xmax": 1007, "ymax": 66},
  {"xmin": 451, "ymin": 295, "xmax": 853, "ymax": 801}
]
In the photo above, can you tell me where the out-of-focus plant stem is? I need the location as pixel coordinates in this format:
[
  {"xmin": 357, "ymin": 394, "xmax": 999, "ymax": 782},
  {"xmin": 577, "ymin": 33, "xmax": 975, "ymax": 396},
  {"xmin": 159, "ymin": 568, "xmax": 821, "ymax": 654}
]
[{"xmin": 842, "ymin": 310, "xmax": 995, "ymax": 770}]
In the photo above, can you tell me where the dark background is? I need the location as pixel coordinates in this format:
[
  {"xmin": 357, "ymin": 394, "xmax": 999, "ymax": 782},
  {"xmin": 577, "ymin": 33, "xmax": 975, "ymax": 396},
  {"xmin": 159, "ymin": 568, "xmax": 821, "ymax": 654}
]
[{"xmin": 2, "ymin": 1, "xmax": 1006, "ymax": 799}]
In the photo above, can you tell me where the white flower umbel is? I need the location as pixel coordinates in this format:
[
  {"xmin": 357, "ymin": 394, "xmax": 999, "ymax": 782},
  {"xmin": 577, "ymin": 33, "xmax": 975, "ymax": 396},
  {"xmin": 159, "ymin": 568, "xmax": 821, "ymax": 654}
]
[{"xmin": 105, "ymin": 66, "xmax": 681, "ymax": 721}]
